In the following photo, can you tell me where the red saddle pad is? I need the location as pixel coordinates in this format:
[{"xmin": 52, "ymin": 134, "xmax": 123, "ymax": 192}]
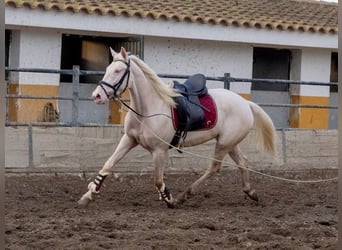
[{"xmin": 171, "ymin": 94, "xmax": 217, "ymax": 131}]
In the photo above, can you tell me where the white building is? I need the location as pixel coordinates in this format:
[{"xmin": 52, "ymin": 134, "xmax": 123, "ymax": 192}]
[{"xmin": 4, "ymin": 0, "xmax": 338, "ymax": 128}]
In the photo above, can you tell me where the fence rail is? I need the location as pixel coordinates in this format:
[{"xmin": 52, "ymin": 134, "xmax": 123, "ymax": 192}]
[{"xmin": 4, "ymin": 66, "xmax": 338, "ymax": 127}]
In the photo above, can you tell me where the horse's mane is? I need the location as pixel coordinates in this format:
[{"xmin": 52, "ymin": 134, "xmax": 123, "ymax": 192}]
[{"xmin": 129, "ymin": 55, "xmax": 179, "ymax": 107}]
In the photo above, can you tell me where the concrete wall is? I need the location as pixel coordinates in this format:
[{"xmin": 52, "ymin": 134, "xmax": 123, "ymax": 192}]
[
  {"xmin": 144, "ymin": 36, "xmax": 252, "ymax": 95},
  {"xmin": 5, "ymin": 127, "xmax": 337, "ymax": 173},
  {"xmin": 7, "ymin": 28, "xmax": 62, "ymax": 122},
  {"xmin": 8, "ymin": 28, "xmax": 61, "ymax": 85}
]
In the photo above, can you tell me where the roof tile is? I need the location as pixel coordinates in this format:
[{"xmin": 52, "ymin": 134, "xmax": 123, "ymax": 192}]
[{"xmin": 5, "ymin": 0, "xmax": 338, "ymax": 34}]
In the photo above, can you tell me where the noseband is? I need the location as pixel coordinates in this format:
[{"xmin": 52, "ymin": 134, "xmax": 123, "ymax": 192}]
[{"xmin": 98, "ymin": 59, "xmax": 131, "ymax": 99}]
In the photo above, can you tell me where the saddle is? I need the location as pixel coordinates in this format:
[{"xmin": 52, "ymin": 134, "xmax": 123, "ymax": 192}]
[{"xmin": 170, "ymin": 74, "xmax": 209, "ymax": 149}]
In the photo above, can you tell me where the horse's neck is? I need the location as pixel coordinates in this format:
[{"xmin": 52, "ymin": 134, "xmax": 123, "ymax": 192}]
[{"xmin": 128, "ymin": 63, "xmax": 167, "ymax": 117}]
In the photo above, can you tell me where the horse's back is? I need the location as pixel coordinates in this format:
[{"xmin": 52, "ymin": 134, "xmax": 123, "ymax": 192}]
[
  {"xmin": 208, "ymin": 88, "xmax": 253, "ymax": 122},
  {"xmin": 207, "ymin": 88, "xmax": 254, "ymax": 143}
]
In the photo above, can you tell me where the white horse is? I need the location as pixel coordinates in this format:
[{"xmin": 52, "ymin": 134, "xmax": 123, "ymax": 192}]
[{"xmin": 78, "ymin": 47, "xmax": 276, "ymax": 208}]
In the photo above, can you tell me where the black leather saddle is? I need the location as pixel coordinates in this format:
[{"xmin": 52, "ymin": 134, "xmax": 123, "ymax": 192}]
[
  {"xmin": 173, "ymin": 74, "xmax": 208, "ymax": 97},
  {"xmin": 170, "ymin": 74, "xmax": 209, "ymax": 149}
]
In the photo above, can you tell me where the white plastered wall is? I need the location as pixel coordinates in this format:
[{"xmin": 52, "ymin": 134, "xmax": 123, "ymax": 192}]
[
  {"xmin": 9, "ymin": 28, "xmax": 62, "ymax": 86},
  {"xmin": 144, "ymin": 37, "xmax": 252, "ymax": 94},
  {"xmin": 290, "ymin": 48, "xmax": 331, "ymax": 97}
]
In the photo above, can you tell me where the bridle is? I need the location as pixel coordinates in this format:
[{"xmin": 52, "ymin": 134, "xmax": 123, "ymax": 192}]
[
  {"xmin": 98, "ymin": 59, "xmax": 131, "ymax": 100},
  {"xmin": 97, "ymin": 58, "xmax": 171, "ymax": 119}
]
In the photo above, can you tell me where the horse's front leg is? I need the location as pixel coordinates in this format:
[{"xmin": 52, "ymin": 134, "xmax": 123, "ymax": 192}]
[
  {"xmin": 153, "ymin": 149, "xmax": 175, "ymax": 208},
  {"xmin": 78, "ymin": 134, "xmax": 137, "ymax": 206}
]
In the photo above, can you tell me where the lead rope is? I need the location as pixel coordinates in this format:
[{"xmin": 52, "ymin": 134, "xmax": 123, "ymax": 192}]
[
  {"xmin": 116, "ymin": 97, "xmax": 172, "ymax": 119},
  {"xmin": 123, "ymin": 107, "xmax": 337, "ymax": 184}
]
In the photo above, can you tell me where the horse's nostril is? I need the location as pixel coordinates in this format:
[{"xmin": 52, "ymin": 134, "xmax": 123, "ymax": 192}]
[{"xmin": 94, "ymin": 94, "xmax": 101, "ymax": 100}]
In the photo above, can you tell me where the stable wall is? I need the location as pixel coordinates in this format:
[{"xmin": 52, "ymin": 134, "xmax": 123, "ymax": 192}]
[
  {"xmin": 5, "ymin": 27, "xmax": 337, "ymax": 129},
  {"xmin": 144, "ymin": 36, "xmax": 253, "ymax": 98},
  {"xmin": 289, "ymin": 48, "xmax": 332, "ymax": 129},
  {"xmin": 7, "ymin": 28, "xmax": 61, "ymax": 122},
  {"xmin": 5, "ymin": 127, "xmax": 338, "ymax": 173}
]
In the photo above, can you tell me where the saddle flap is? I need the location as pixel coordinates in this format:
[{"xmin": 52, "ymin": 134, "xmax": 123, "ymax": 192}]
[
  {"xmin": 170, "ymin": 94, "xmax": 217, "ymax": 149},
  {"xmin": 171, "ymin": 94, "xmax": 217, "ymax": 132}
]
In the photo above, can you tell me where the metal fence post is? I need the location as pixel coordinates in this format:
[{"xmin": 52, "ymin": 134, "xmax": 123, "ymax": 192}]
[
  {"xmin": 28, "ymin": 123, "xmax": 33, "ymax": 167},
  {"xmin": 224, "ymin": 73, "xmax": 230, "ymax": 90},
  {"xmin": 72, "ymin": 65, "xmax": 80, "ymax": 126}
]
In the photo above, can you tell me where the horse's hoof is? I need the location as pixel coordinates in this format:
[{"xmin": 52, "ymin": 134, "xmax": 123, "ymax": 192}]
[
  {"xmin": 77, "ymin": 197, "xmax": 91, "ymax": 206},
  {"xmin": 164, "ymin": 198, "xmax": 176, "ymax": 209},
  {"xmin": 244, "ymin": 189, "xmax": 259, "ymax": 202},
  {"xmin": 166, "ymin": 202, "xmax": 175, "ymax": 209}
]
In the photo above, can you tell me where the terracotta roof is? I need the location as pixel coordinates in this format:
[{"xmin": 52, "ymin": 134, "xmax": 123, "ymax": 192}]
[{"xmin": 5, "ymin": 0, "xmax": 338, "ymax": 34}]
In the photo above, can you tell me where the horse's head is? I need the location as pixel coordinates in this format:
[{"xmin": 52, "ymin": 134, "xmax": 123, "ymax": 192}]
[{"xmin": 92, "ymin": 47, "xmax": 131, "ymax": 104}]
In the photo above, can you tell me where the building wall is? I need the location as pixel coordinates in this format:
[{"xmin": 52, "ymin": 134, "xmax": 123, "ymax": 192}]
[
  {"xmin": 8, "ymin": 28, "xmax": 62, "ymax": 122},
  {"xmin": 289, "ymin": 48, "xmax": 331, "ymax": 129},
  {"xmin": 144, "ymin": 37, "xmax": 336, "ymax": 129},
  {"xmin": 144, "ymin": 36, "xmax": 252, "ymax": 98},
  {"xmin": 5, "ymin": 27, "xmax": 336, "ymax": 129}
]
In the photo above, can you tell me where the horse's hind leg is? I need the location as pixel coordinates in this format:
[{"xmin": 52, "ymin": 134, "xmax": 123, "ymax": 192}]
[
  {"xmin": 229, "ymin": 145, "xmax": 258, "ymax": 201},
  {"xmin": 173, "ymin": 143, "xmax": 227, "ymax": 206}
]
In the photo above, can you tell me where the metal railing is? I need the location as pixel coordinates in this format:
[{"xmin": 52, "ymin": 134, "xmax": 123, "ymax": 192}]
[{"xmin": 4, "ymin": 66, "xmax": 338, "ymax": 127}]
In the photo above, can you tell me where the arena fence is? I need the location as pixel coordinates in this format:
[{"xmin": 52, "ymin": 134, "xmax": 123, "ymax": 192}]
[
  {"xmin": 5, "ymin": 66, "xmax": 338, "ymax": 127},
  {"xmin": 4, "ymin": 67, "xmax": 338, "ymax": 172}
]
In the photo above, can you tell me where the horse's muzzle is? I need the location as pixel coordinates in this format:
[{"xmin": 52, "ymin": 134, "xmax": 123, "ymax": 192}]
[{"xmin": 92, "ymin": 87, "xmax": 107, "ymax": 104}]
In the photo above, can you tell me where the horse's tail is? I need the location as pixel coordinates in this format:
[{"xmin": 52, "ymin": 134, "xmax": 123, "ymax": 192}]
[{"xmin": 249, "ymin": 101, "xmax": 276, "ymax": 156}]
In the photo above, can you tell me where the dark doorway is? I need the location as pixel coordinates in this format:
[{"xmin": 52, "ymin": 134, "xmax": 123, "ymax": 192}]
[
  {"xmin": 251, "ymin": 47, "xmax": 292, "ymax": 128},
  {"xmin": 252, "ymin": 47, "xmax": 291, "ymax": 91}
]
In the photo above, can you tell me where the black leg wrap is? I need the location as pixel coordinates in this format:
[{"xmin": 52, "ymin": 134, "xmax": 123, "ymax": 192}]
[
  {"xmin": 94, "ymin": 174, "xmax": 107, "ymax": 192},
  {"xmin": 160, "ymin": 186, "xmax": 172, "ymax": 201}
]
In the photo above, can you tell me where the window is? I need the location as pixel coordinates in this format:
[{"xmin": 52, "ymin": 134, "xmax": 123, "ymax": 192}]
[
  {"xmin": 60, "ymin": 34, "xmax": 144, "ymax": 83},
  {"xmin": 252, "ymin": 47, "xmax": 291, "ymax": 91}
]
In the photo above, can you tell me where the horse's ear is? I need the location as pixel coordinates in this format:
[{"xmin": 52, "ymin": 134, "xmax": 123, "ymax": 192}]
[
  {"xmin": 110, "ymin": 47, "xmax": 117, "ymax": 58},
  {"xmin": 120, "ymin": 47, "xmax": 128, "ymax": 60}
]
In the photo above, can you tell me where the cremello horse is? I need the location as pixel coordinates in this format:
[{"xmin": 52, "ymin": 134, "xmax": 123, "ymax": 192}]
[{"xmin": 78, "ymin": 47, "xmax": 276, "ymax": 208}]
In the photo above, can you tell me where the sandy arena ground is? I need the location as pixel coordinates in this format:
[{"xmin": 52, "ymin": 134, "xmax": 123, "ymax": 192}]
[{"xmin": 5, "ymin": 169, "xmax": 337, "ymax": 250}]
